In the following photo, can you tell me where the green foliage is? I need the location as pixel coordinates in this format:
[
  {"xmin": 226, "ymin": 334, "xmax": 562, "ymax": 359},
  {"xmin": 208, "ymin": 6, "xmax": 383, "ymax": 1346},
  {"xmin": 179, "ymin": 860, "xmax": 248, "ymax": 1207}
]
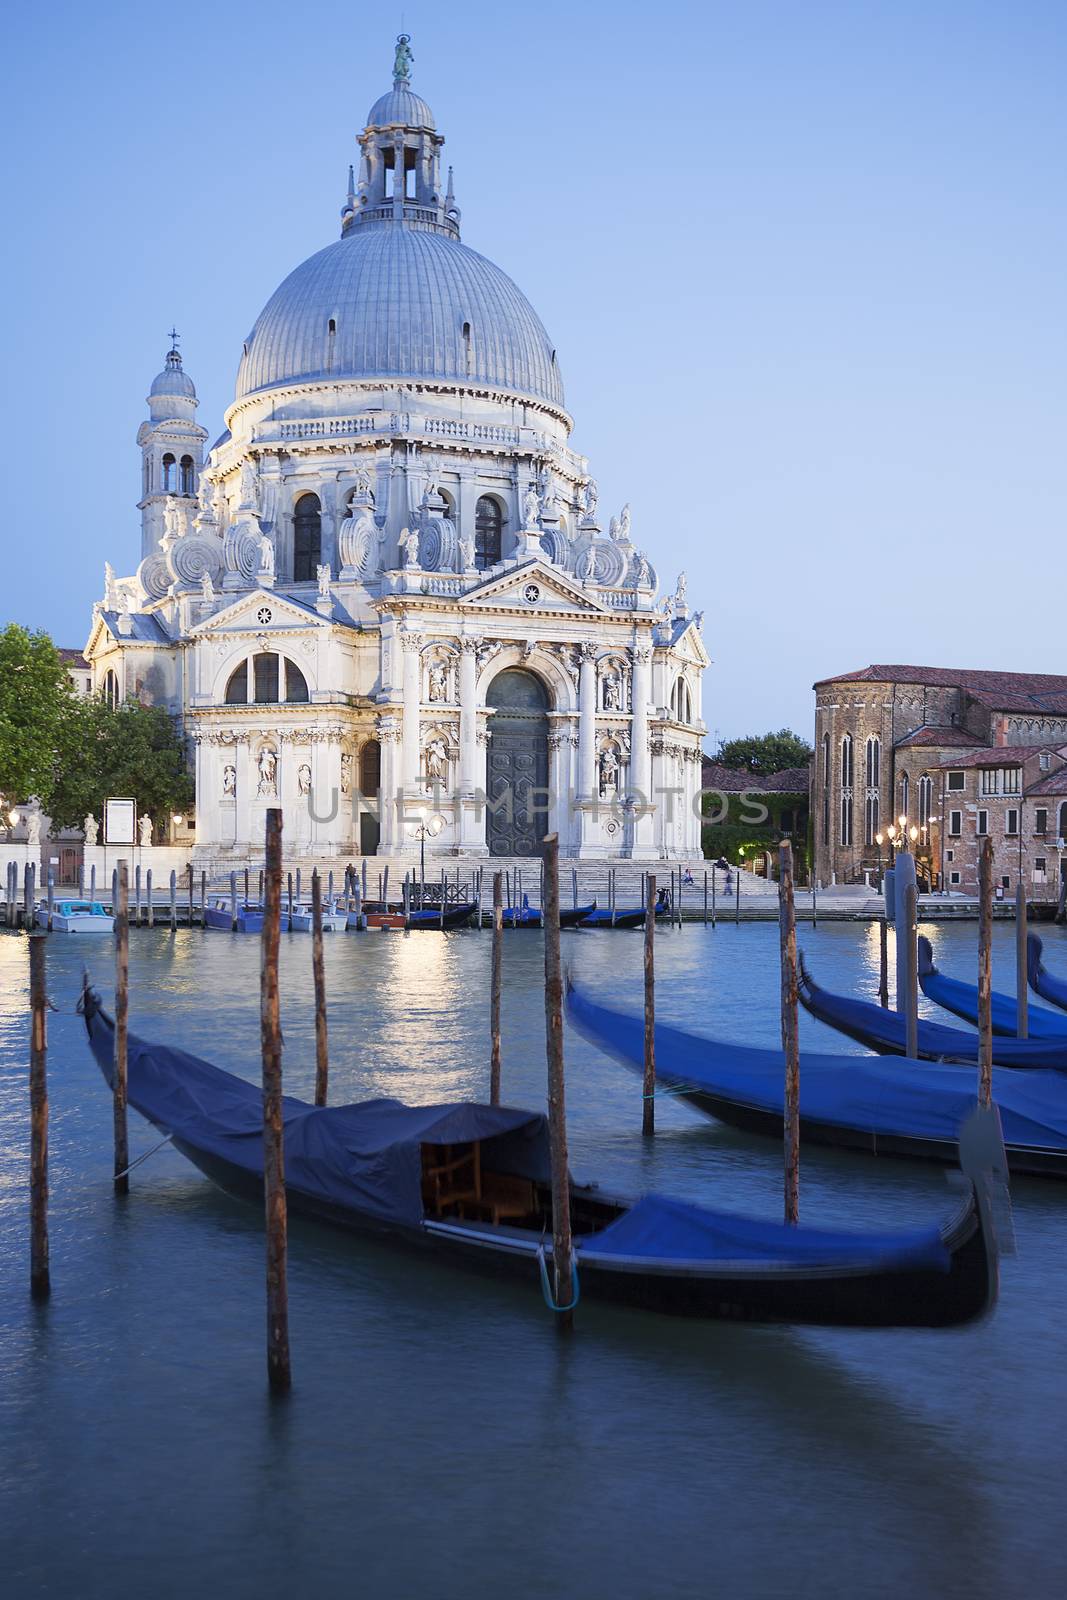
[
  {"xmin": 0, "ymin": 624, "xmax": 73, "ymax": 809},
  {"xmin": 50, "ymin": 698, "xmax": 193, "ymax": 833},
  {"xmin": 715, "ymin": 728, "xmax": 813, "ymax": 776}
]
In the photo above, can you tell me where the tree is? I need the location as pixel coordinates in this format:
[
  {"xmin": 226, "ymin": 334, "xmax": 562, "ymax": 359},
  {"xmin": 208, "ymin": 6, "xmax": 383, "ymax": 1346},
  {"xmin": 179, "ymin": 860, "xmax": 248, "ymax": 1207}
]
[
  {"xmin": 715, "ymin": 728, "xmax": 813, "ymax": 776},
  {"xmin": 0, "ymin": 624, "xmax": 73, "ymax": 810},
  {"xmin": 50, "ymin": 698, "xmax": 194, "ymax": 835}
]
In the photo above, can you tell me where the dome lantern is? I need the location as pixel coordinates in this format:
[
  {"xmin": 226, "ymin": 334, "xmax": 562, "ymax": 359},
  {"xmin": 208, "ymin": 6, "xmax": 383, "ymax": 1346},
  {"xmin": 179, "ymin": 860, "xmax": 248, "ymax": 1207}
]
[{"xmin": 344, "ymin": 35, "xmax": 455, "ymax": 239}]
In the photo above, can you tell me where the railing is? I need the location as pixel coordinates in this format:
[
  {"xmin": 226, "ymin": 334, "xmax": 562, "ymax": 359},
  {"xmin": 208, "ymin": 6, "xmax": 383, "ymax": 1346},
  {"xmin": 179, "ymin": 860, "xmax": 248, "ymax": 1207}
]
[
  {"xmin": 603, "ymin": 591, "xmax": 639, "ymax": 609},
  {"xmin": 423, "ymin": 418, "xmax": 520, "ymax": 446},
  {"xmin": 278, "ymin": 414, "xmax": 411, "ymax": 441}
]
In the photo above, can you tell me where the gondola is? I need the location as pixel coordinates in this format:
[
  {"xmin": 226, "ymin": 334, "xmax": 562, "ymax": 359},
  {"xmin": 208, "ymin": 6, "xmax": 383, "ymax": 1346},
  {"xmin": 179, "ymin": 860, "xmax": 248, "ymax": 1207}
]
[
  {"xmin": 1027, "ymin": 934, "xmax": 1067, "ymax": 1014},
  {"xmin": 797, "ymin": 954, "xmax": 1067, "ymax": 1070},
  {"xmin": 918, "ymin": 936, "xmax": 1067, "ymax": 1040},
  {"xmin": 559, "ymin": 902, "xmax": 597, "ymax": 929},
  {"xmin": 77, "ymin": 982, "xmax": 999, "ymax": 1327},
  {"xmin": 577, "ymin": 907, "xmax": 646, "ymax": 929},
  {"xmin": 504, "ymin": 895, "xmax": 543, "ymax": 929},
  {"xmin": 565, "ymin": 979, "xmax": 1067, "ymax": 1178},
  {"xmin": 407, "ymin": 903, "xmax": 477, "ymax": 930}
]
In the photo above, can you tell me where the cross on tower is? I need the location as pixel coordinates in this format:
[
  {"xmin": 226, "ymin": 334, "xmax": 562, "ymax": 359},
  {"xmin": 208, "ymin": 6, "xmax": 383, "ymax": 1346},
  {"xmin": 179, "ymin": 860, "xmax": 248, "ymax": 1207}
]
[{"xmin": 168, "ymin": 327, "xmax": 180, "ymax": 351}]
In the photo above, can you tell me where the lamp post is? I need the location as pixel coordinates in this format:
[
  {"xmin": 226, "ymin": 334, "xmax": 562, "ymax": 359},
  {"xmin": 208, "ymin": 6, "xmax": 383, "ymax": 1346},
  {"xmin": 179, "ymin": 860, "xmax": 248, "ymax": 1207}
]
[
  {"xmin": 6, "ymin": 806, "xmax": 19, "ymax": 843},
  {"xmin": 413, "ymin": 814, "xmax": 444, "ymax": 907},
  {"xmin": 875, "ymin": 831, "xmax": 885, "ymax": 890}
]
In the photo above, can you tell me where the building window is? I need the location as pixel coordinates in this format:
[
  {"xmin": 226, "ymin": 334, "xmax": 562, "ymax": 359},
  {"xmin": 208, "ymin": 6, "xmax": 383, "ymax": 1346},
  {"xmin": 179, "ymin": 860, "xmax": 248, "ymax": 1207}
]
[
  {"xmin": 947, "ymin": 771, "xmax": 965, "ymax": 792},
  {"xmin": 1040, "ymin": 753, "xmax": 1052, "ymax": 771},
  {"xmin": 224, "ymin": 654, "xmax": 309, "ymax": 706},
  {"xmin": 1001, "ymin": 875, "xmax": 1011, "ymax": 890},
  {"xmin": 977, "ymin": 809, "xmax": 989, "ymax": 836},
  {"xmin": 1006, "ymin": 808, "xmax": 1019, "ymax": 836},
  {"xmin": 946, "ymin": 849, "xmax": 954, "ymax": 862},
  {"xmin": 293, "ymin": 494, "xmax": 322, "ymax": 582},
  {"xmin": 841, "ymin": 734, "xmax": 854, "ymax": 790},
  {"xmin": 179, "ymin": 455, "xmax": 195, "ymax": 495},
  {"xmin": 474, "ymin": 496, "xmax": 503, "ymax": 568},
  {"xmin": 865, "ymin": 736, "xmax": 880, "ymax": 789},
  {"xmin": 918, "ymin": 775, "xmax": 932, "ymax": 827},
  {"xmin": 899, "ymin": 771, "xmax": 909, "ymax": 821},
  {"xmin": 949, "ymin": 810, "xmax": 962, "ymax": 836},
  {"xmin": 981, "ymin": 767, "xmax": 1022, "ymax": 796},
  {"xmin": 254, "ymin": 653, "xmax": 279, "ymax": 704},
  {"xmin": 359, "ymin": 740, "xmax": 381, "ymax": 798},
  {"xmin": 840, "ymin": 793, "xmax": 853, "ymax": 848},
  {"xmin": 671, "ymin": 677, "xmax": 692, "ymax": 724},
  {"xmin": 949, "ymin": 870, "xmax": 961, "ymax": 886},
  {"xmin": 162, "ymin": 452, "xmax": 177, "ymax": 492},
  {"xmin": 1035, "ymin": 808, "xmax": 1048, "ymax": 835},
  {"xmin": 1059, "ymin": 802, "xmax": 1067, "ymax": 841},
  {"xmin": 103, "ymin": 669, "xmax": 119, "ymax": 708},
  {"xmin": 864, "ymin": 793, "xmax": 879, "ymax": 845},
  {"xmin": 1035, "ymin": 857, "xmax": 1048, "ymax": 883}
]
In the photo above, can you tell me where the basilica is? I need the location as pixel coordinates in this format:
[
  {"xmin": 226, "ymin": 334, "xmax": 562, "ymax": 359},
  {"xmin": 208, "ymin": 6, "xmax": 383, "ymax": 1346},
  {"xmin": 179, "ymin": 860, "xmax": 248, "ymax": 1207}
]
[{"xmin": 84, "ymin": 38, "xmax": 707, "ymax": 864}]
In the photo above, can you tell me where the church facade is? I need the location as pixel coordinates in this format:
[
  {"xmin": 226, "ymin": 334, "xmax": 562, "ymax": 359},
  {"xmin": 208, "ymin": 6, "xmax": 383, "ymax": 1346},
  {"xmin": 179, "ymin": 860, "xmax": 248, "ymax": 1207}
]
[{"xmin": 84, "ymin": 39, "xmax": 707, "ymax": 864}]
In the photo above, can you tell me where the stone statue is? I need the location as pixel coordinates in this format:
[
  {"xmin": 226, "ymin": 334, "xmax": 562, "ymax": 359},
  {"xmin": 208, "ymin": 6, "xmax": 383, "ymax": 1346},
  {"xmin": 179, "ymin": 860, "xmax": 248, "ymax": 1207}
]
[
  {"xmin": 316, "ymin": 563, "xmax": 331, "ymax": 599},
  {"xmin": 198, "ymin": 473, "xmax": 216, "ymax": 518},
  {"xmin": 239, "ymin": 460, "xmax": 259, "ymax": 513},
  {"xmin": 425, "ymin": 737, "xmax": 448, "ymax": 785},
  {"xmin": 675, "ymin": 571, "xmax": 688, "ymax": 606},
  {"xmin": 222, "ymin": 764, "xmax": 236, "ymax": 797},
  {"xmin": 459, "ymin": 533, "xmax": 475, "ymax": 571},
  {"xmin": 538, "ymin": 465, "xmax": 558, "ymax": 517},
  {"xmin": 580, "ymin": 478, "xmax": 598, "ymax": 521},
  {"xmin": 138, "ymin": 814, "xmax": 153, "ymax": 848},
  {"xmin": 352, "ymin": 466, "xmax": 373, "ymax": 500},
  {"xmin": 104, "ymin": 561, "xmax": 119, "ymax": 609},
  {"xmin": 636, "ymin": 554, "xmax": 652, "ymax": 588},
  {"xmin": 603, "ymin": 673, "xmax": 622, "ymax": 712},
  {"xmin": 610, "ymin": 504, "xmax": 631, "ymax": 543},
  {"xmin": 694, "ymin": 609, "xmax": 705, "ymax": 632},
  {"xmin": 83, "ymin": 814, "xmax": 99, "ymax": 846},
  {"xmin": 297, "ymin": 762, "xmax": 311, "ymax": 796},
  {"xmin": 340, "ymin": 752, "xmax": 353, "ymax": 796},
  {"xmin": 163, "ymin": 495, "xmax": 184, "ymax": 545},
  {"xmin": 257, "ymin": 747, "xmax": 277, "ymax": 797},
  {"xmin": 599, "ymin": 747, "xmax": 619, "ymax": 796},
  {"xmin": 393, "ymin": 32, "xmax": 413, "ymax": 81},
  {"xmin": 522, "ymin": 481, "xmax": 541, "ymax": 529},
  {"xmin": 200, "ymin": 572, "xmax": 215, "ymax": 603},
  {"xmin": 575, "ymin": 545, "xmax": 596, "ymax": 582},
  {"xmin": 428, "ymin": 661, "xmax": 448, "ymax": 702},
  {"xmin": 258, "ymin": 530, "xmax": 275, "ymax": 577},
  {"xmin": 26, "ymin": 812, "xmax": 41, "ymax": 847},
  {"xmin": 401, "ymin": 526, "xmax": 421, "ymax": 568}
]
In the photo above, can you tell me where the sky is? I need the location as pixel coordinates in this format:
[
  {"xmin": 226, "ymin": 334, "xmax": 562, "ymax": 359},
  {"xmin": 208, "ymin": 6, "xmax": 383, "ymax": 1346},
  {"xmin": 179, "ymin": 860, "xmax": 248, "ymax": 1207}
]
[{"xmin": 2, "ymin": 0, "xmax": 1065, "ymax": 748}]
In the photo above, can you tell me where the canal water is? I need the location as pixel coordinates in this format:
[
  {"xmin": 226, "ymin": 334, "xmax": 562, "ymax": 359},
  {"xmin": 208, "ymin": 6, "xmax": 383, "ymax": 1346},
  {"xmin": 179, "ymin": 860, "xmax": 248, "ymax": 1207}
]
[{"xmin": 1, "ymin": 917, "xmax": 1065, "ymax": 1598}]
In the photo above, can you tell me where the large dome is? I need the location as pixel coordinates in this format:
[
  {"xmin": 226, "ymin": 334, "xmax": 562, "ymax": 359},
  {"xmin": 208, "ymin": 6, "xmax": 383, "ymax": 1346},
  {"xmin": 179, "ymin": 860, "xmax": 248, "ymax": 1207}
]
[{"xmin": 235, "ymin": 222, "xmax": 565, "ymax": 408}]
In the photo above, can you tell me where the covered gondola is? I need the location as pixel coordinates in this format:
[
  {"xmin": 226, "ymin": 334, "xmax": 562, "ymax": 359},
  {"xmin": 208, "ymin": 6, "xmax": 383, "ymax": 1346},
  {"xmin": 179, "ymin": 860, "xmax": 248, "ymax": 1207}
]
[
  {"xmin": 1027, "ymin": 934, "xmax": 1067, "ymax": 1014},
  {"xmin": 577, "ymin": 907, "xmax": 646, "ymax": 929},
  {"xmin": 407, "ymin": 903, "xmax": 478, "ymax": 930},
  {"xmin": 919, "ymin": 936, "xmax": 1067, "ymax": 1039},
  {"xmin": 559, "ymin": 903, "xmax": 597, "ymax": 928},
  {"xmin": 78, "ymin": 983, "xmax": 999, "ymax": 1327},
  {"xmin": 798, "ymin": 954, "xmax": 1067, "ymax": 1070},
  {"xmin": 565, "ymin": 979, "xmax": 1067, "ymax": 1178}
]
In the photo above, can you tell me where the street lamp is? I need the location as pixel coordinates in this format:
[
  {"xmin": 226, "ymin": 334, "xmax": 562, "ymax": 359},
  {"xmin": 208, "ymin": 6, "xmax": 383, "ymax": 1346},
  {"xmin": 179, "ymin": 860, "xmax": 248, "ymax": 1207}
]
[{"xmin": 413, "ymin": 813, "xmax": 445, "ymax": 906}]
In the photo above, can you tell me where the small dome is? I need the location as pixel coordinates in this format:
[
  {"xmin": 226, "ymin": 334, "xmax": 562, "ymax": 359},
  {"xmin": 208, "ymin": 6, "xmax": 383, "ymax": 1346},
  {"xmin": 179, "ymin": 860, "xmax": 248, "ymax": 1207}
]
[
  {"xmin": 365, "ymin": 85, "xmax": 435, "ymax": 130},
  {"xmin": 150, "ymin": 348, "xmax": 196, "ymax": 400}
]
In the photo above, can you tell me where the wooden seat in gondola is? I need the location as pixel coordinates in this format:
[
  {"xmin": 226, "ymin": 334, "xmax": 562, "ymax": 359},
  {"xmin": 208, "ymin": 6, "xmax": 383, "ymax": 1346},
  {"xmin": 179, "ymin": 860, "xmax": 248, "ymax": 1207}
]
[{"xmin": 421, "ymin": 1142, "xmax": 482, "ymax": 1218}]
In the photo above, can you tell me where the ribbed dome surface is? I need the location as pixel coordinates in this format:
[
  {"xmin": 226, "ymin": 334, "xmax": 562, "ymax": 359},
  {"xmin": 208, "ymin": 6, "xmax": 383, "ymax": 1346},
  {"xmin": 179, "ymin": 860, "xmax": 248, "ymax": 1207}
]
[
  {"xmin": 235, "ymin": 222, "xmax": 565, "ymax": 407},
  {"xmin": 366, "ymin": 86, "xmax": 435, "ymax": 129},
  {"xmin": 150, "ymin": 361, "xmax": 195, "ymax": 398}
]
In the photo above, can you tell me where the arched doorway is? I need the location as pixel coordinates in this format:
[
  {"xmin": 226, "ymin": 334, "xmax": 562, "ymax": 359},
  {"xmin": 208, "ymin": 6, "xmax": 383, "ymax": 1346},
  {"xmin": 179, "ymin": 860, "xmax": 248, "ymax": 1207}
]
[{"xmin": 486, "ymin": 669, "xmax": 549, "ymax": 857}]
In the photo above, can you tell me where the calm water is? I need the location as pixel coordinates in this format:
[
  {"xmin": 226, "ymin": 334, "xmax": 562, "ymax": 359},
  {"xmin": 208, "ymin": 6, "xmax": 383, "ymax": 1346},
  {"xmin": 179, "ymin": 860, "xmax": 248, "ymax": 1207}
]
[{"xmin": 2, "ymin": 916, "xmax": 1066, "ymax": 1598}]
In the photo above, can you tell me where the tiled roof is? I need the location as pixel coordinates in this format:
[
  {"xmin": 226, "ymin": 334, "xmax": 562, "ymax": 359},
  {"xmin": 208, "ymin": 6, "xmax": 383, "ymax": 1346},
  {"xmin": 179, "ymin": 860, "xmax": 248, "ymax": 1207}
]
[
  {"xmin": 938, "ymin": 749, "xmax": 1038, "ymax": 770},
  {"xmin": 57, "ymin": 648, "xmax": 89, "ymax": 666},
  {"xmin": 702, "ymin": 761, "xmax": 810, "ymax": 793},
  {"xmin": 1025, "ymin": 769, "xmax": 1067, "ymax": 797},
  {"xmin": 814, "ymin": 663, "xmax": 1067, "ymax": 702},
  {"xmin": 894, "ymin": 725, "xmax": 976, "ymax": 749}
]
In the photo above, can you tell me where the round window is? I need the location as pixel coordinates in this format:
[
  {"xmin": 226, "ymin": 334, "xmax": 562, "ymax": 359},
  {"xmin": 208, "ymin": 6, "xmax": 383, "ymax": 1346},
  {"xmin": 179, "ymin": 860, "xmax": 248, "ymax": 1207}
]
[
  {"xmin": 522, "ymin": 583, "xmax": 541, "ymax": 605},
  {"xmin": 257, "ymin": 607, "xmax": 272, "ymax": 625}
]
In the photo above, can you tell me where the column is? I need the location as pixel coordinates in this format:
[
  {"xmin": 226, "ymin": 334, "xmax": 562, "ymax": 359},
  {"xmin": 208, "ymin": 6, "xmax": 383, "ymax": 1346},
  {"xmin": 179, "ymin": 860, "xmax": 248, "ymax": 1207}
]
[
  {"xmin": 630, "ymin": 645, "xmax": 652, "ymax": 803},
  {"xmin": 577, "ymin": 642, "xmax": 597, "ymax": 801},
  {"xmin": 235, "ymin": 737, "xmax": 252, "ymax": 850},
  {"xmin": 458, "ymin": 639, "xmax": 478, "ymax": 794},
  {"xmin": 400, "ymin": 629, "xmax": 422, "ymax": 794}
]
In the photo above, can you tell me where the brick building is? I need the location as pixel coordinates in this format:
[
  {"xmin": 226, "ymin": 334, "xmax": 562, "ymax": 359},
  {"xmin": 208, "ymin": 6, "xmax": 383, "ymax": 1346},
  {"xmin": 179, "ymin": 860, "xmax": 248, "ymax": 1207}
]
[{"xmin": 812, "ymin": 665, "xmax": 1067, "ymax": 908}]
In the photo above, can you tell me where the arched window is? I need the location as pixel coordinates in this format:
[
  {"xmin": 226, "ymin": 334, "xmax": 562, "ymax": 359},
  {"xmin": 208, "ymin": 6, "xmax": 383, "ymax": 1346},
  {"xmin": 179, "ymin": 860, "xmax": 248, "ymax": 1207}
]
[
  {"xmin": 293, "ymin": 493, "xmax": 322, "ymax": 582},
  {"xmin": 841, "ymin": 792, "xmax": 854, "ymax": 847},
  {"xmin": 224, "ymin": 654, "xmax": 309, "ymax": 706},
  {"xmin": 162, "ymin": 453, "xmax": 177, "ymax": 492},
  {"xmin": 474, "ymin": 495, "xmax": 503, "ymax": 568},
  {"xmin": 841, "ymin": 734, "xmax": 853, "ymax": 790},
  {"xmin": 865, "ymin": 736, "xmax": 880, "ymax": 789},
  {"xmin": 670, "ymin": 676, "xmax": 691, "ymax": 724},
  {"xmin": 899, "ymin": 771, "xmax": 910, "ymax": 822},
  {"xmin": 1059, "ymin": 802, "xmax": 1067, "ymax": 842},
  {"xmin": 918, "ymin": 776, "xmax": 932, "ymax": 829},
  {"xmin": 840, "ymin": 734, "xmax": 854, "ymax": 847},
  {"xmin": 360, "ymin": 740, "xmax": 381, "ymax": 798},
  {"xmin": 179, "ymin": 455, "xmax": 195, "ymax": 495},
  {"xmin": 103, "ymin": 669, "xmax": 119, "ymax": 709},
  {"xmin": 864, "ymin": 792, "xmax": 880, "ymax": 845}
]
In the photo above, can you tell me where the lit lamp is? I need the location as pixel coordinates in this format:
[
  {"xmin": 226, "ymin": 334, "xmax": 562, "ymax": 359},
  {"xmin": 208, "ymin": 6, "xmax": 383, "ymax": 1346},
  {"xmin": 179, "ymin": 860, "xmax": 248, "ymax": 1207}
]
[
  {"xmin": 413, "ymin": 813, "xmax": 445, "ymax": 905},
  {"xmin": 875, "ymin": 831, "xmax": 885, "ymax": 888}
]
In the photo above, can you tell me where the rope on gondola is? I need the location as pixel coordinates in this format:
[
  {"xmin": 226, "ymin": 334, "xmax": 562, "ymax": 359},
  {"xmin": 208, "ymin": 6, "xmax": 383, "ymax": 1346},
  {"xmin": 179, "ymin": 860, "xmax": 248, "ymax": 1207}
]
[
  {"xmin": 536, "ymin": 1241, "xmax": 580, "ymax": 1314},
  {"xmin": 112, "ymin": 1133, "xmax": 174, "ymax": 1180},
  {"xmin": 642, "ymin": 1083, "xmax": 697, "ymax": 1099}
]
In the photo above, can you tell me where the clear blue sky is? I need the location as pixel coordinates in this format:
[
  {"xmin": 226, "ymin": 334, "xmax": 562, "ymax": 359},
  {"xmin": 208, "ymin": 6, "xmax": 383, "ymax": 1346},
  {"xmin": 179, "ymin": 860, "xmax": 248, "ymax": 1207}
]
[{"xmin": 3, "ymin": 0, "xmax": 1065, "ymax": 746}]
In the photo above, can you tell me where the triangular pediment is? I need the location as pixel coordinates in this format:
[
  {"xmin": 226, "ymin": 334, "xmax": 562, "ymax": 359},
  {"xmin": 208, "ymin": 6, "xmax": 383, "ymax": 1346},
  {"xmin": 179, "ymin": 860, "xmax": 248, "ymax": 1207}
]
[
  {"xmin": 459, "ymin": 560, "xmax": 608, "ymax": 614},
  {"xmin": 668, "ymin": 614, "xmax": 711, "ymax": 668},
  {"xmin": 190, "ymin": 588, "xmax": 335, "ymax": 637}
]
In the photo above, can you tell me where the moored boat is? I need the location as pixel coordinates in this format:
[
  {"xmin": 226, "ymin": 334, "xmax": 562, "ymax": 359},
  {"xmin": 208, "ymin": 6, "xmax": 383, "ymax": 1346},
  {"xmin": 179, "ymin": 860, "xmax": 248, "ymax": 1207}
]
[
  {"xmin": 559, "ymin": 902, "xmax": 597, "ymax": 928},
  {"xmin": 1028, "ymin": 934, "xmax": 1067, "ymax": 1013},
  {"xmin": 203, "ymin": 898, "xmax": 264, "ymax": 933},
  {"xmin": 919, "ymin": 936, "xmax": 1067, "ymax": 1040},
  {"xmin": 78, "ymin": 982, "xmax": 1001, "ymax": 1327},
  {"xmin": 37, "ymin": 899, "xmax": 114, "ymax": 933},
  {"xmin": 289, "ymin": 899, "xmax": 348, "ymax": 933},
  {"xmin": 407, "ymin": 903, "xmax": 477, "ymax": 929}
]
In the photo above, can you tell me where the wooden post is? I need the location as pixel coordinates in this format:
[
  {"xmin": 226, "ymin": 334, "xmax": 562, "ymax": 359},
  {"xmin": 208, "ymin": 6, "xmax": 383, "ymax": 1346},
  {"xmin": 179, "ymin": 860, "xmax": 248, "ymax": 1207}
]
[
  {"xmin": 28, "ymin": 934, "xmax": 50, "ymax": 1299},
  {"xmin": 439, "ymin": 869, "xmax": 445, "ymax": 930},
  {"xmin": 90, "ymin": 863, "xmax": 97, "ymax": 902},
  {"xmin": 245, "ymin": 867, "xmax": 250, "ymax": 907},
  {"xmin": 610, "ymin": 867, "xmax": 617, "ymax": 927},
  {"xmin": 904, "ymin": 883, "xmax": 919, "ymax": 1060},
  {"xmin": 146, "ymin": 868, "xmax": 154, "ymax": 927},
  {"xmin": 490, "ymin": 871, "xmax": 503, "ymax": 1105},
  {"xmin": 643, "ymin": 874, "xmax": 656, "ymax": 1136},
  {"xmin": 811, "ymin": 877, "xmax": 818, "ymax": 928},
  {"xmin": 362, "ymin": 858, "xmax": 368, "ymax": 899},
  {"xmin": 978, "ymin": 837, "xmax": 994, "ymax": 1107},
  {"xmin": 296, "ymin": 867, "xmax": 302, "ymax": 904},
  {"xmin": 1016, "ymin": 880, "xmax": 1029, "ymax": 1040},
  {"xmin": 327, "ymin": 869, "xmax": 334, "ymax": 903},
  {"xmin": 111, "ymin": 867, "xmax": 117, "ymax": 916},
  {"xmin": 230, "ymin": 870, "xmax": 238, "ymax": 931},
  {"xmin": 382, "ymin": 865, "xmax": 389, "ymax": 908},
  {"xmin": 200, "ymin": 871, "xmax": 206, "ymax": 928},
  {"xmin": 261, "ymin": 809, "xmax": 291, "ymax": 1392},
  {"xmin": 879, "ymin": 917, "xmax": 889, "ymax": 1008},
  {"xmin": 703, "ymin": 869, "xmax": 708, "ymax": 926},
  {"xmin": 135, "ymin": 864, "xmax": 142, "ymax": 926},
  {"xmin": 779, "ymin": 841, "xmax": 800, "ymax": 1225},
  {"xmin": 287, "ymin": 872, "xmax": 294, "ymax": 931},
  {"xmin": 113, "ymin": 862, "xmax": 130, "ymax": 1196},
  {"xmin": 169, "ymin": 870, "xmax": 177, "ymax": 931},
  {"xmin": 46, "ymin": 869, "xmax": 55, "ymax": 932},
  {"xmin": 24, "ymin": 860, "xmax": 35, "ymax": 929},
  {"xmin": 79, "ymin": 860, "xmax": 86, "ymax": 898},
  {"xmin": 571, "ymin": 866, "xmax": 577, "ymax": 912},
  {"xmin": 542, "ymin": 833, "xmax": 574, "ymax": 1331},
  {"xmin": 187, "ymin": 864, "xmax": 193, "ymax": 928},
  {"xmin": 711, "ymin": 864, "xmax": 717, "ymax": 928},
  {"xmin": 6, "ymin": 862, "xmax": 14, "ymax": 928},
  {"xmin": 402, "ymin": 872, "xmax": 411, "ymax": 928},
  {"xmin": 735, "ymin": 864, "xmax": 741, "ymax": 924},
  {"xmin": 354, "ymin": 878, "xmax": 363, "ymax": 930},
  {"xmin": 310, "ymin": 870, "xmax": 329, "ymax": 1108}
]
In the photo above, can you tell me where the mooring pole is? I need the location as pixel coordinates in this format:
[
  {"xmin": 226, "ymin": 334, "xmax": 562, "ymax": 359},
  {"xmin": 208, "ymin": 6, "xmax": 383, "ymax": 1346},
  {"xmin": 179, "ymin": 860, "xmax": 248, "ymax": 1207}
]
[
  {"xmin": 187, "ymin": 864, "xmax": 194, "ymax": 929},
  {"xmin": 113, "ymin": 862, "xmax": 130, "ymax": 1196},
  {"xmin": 296, "ymin": 867, "xmax": 302, "ymax": 905},
  {"xmin": 643, "ymin": 874, "xmax": 656, "ymax": 1136},
  {"xmin": 382, "ymin": 865, "xmax": 389, "ymax": 908},
  {"xmin": 169, "ymin": 870, "xmax": 177, "ymax": 932},
  {"xmin": 811, "ymin": 876, "xmax": 818, "ymax": 929},
  {"xmin": 735, "ymin": 864, "xmax": 741, "ymax": 925},
  {"xmin": 146, "ymin": 868, "xmax": 153, "ymax": 927},
  {"xmin": 703, "ymin": 870, "xmax": 708, "ymax": 927},
  {"xmin": 1016, "ymin": 880, "xmax": 1029, "ymax": 1040},
  {"xmin": 571, "ymin": 866, "xmax": 577, "ymax": 912},
  {"xmin": 79, "ymin": 861, "xmax": 86, "ymax": 898},
  {"xmin": 287, "ymin": 871, "xmax": 293, "ymax": 931},
  {"xmin": 261, "ymin": 808, "xmax": 291, "ymax": 1392},
  {"xmin": 24, "ymin": 860, "xmax": 35, "ymax": 930},
  {"xmin": 490, "ymin": 871, "xmax": 503, "ymax": 1105},
  {"xmin": 402, "ymin": 872, "xmax": 411, "ymax": 929},
  {"xmin": 542, "ymin": 833, "xmax": 574, "ymax": 1331},
  {"xmin": 134, "ymin": 864, "xmax": 141, "ymax": 926},
  {"xmin": 879, "ymin": 917, "xmax": 890, "ymax": 1008},
  {"xmin": 711, "ymin": 865, "xmax": 717, "ymax": 928},
  {"xmin": 779, "ymin": 841, "xmax": 800, "ymax": 1224},
  {"xmin": 230, "ymin": 870, "xmax": 238, "ymax": 932},
  {"xmin": 46, "ymin": 869, "xmax": 55, "ymax": 932},
  {"xmin": 904, "ymin": 882, "xmax": 919, "ymax": 1060},
  {"xmin": 200, "ymin": 871, "xmax": 206, "ymax": 928},
  {"xmin": 90, "ymin": 863, "xmax": 97, "ymax": 903},
  {"xmin": 978, "ymin": 837, "xmax": 994, "ymax": 1107},
  {"xmin": 28, "ymin": 934, "xmax": 50, "ymax": 1299},
  {"xmin": 361, "ymin": 858, "xmax": 368, "ymax": 899},
  {"xmin": 311, "ymin": 869, "xmax": 329, "ymax": 1108}
]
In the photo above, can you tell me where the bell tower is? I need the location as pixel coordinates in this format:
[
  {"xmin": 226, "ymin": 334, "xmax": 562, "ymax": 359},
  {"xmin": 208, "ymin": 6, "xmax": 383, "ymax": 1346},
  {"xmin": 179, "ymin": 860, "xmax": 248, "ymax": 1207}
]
[{"xmin": 136, "ymin": 334, "xmax": 208, "ymax": 558}]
